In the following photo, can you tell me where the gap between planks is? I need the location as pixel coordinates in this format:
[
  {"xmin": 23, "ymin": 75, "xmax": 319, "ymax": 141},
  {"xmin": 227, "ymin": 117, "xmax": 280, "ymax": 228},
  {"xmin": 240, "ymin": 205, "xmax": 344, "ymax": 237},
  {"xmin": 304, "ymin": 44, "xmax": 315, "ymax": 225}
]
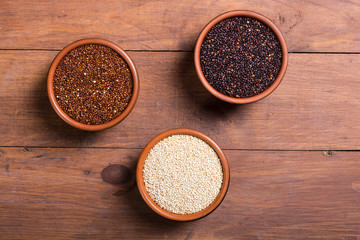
[
  {"xmin": 0, "ymin": 145, "xmax": 359, "ymax": 152},
  {"xmin": 0, "ymin": 49, "xmax": 360, "ymax": 54}
]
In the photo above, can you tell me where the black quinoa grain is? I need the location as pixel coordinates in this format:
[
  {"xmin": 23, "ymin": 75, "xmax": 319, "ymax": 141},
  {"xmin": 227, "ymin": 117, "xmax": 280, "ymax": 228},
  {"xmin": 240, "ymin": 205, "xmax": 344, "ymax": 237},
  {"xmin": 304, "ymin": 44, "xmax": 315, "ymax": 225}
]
[
  {"xmin": 200, "ymin": 17, "xmax": 282, "ymax": 98},
  {"xmin": 53, "ymin": 44, "xmax": 133, "ymax": 125}
]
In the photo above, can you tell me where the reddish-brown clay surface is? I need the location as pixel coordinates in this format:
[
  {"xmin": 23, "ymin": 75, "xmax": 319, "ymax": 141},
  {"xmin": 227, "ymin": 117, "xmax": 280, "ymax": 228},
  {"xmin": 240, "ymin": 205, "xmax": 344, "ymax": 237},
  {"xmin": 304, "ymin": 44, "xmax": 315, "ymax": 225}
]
[
  {"xmin": 136, "ymin": 128, "xmax": 230, "ymax": 221},
  {"xmin": 194, "ymin": 10, "xmax": 288, "ymax": 104},
  {"xmin": 47, "ymin": 38, "xmax": 139, "ymax": 131}
]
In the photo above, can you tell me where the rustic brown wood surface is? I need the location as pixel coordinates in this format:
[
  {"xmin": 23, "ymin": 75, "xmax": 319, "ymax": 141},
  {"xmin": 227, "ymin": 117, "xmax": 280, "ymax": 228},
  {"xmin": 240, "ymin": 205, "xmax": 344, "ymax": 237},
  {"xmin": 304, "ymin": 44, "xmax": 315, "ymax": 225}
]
[
  {"xmin": 0, "ymin": 0, "xmax": 359, "ymax": 52},
  {"xmin": 0, "ymin": 51, "xmax": 359, "ymax": 150},
  {"xmin": 1, "ymin": 148, "xmax": 360, "ymax": 239},
  {"xmin": 0, "ymin": 0, "xmax": 360, "ymax": 239}
]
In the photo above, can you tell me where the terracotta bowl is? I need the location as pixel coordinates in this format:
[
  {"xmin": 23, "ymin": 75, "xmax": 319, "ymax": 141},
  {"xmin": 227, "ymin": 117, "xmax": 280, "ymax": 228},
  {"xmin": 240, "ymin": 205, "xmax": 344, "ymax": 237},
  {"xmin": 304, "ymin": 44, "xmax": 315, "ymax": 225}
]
[
  {"xmin": 136, "ymin": 128, "xmax": 230, "ymax": 221},
  {"xmin": 194, "ymin": 10, "xmax": 288, "ymax": 104},
  {"xmin": 47, "ymin": 38, "xmax": 139, "ymax": 131}
]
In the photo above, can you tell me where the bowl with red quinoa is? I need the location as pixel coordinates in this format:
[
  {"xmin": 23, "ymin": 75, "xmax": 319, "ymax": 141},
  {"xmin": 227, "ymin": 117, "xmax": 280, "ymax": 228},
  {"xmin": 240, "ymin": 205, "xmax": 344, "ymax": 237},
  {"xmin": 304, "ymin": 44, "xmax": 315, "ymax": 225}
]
[
  {"xmin": 47, "ymin": 38, "xmax": 139, "ymax": 131},
  {"xmin": 136, "ymin": 128, "xmax": 230, "ymax": 221},
  {"xmin": 194, "ymin": 10, "xmax": 288, "ymax": 104}
]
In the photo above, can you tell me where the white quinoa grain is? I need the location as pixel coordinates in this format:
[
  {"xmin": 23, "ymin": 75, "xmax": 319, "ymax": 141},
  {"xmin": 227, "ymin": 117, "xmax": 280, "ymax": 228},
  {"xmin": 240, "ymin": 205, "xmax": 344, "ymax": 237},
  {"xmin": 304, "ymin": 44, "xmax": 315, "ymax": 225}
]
[{"xmin": 143, "ymin": 134, "xmax": 223, "ymax": 215}]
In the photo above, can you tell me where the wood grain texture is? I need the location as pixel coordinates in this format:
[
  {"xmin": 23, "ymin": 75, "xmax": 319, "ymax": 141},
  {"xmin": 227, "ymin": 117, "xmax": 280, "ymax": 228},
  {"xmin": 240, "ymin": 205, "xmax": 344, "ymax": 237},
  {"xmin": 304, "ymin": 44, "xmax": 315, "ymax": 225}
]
[
  {"xmin": 0, "ymin": 51, "xmax": 359, "ymax": 150},
  {"xmin": 1, "ymin": 1, "xmax": 359, "ymax": 239},
  {"xmin": 1, "ymin": 148, "xmax": 359, "ymax": 239},
  {"xmin": 0, "ymin": 0, "xmax": 359, "ymax": 52}
]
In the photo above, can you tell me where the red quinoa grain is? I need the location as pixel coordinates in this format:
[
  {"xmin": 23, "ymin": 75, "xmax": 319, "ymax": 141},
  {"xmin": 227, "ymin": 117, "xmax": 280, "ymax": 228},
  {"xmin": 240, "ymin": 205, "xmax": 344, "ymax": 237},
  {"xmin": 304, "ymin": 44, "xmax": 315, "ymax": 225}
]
[{"xmin": 53, "ymin": 44, "xmax": 133, "ymax": 125}]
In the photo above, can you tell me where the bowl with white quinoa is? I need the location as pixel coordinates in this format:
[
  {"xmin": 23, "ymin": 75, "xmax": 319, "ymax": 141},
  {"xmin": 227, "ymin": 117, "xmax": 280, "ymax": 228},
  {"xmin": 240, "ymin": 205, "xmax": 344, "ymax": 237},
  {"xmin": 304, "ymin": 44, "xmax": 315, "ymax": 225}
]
[{"xmin": 136, "ymin": 128, "xmax": 230, "ymax": 221}]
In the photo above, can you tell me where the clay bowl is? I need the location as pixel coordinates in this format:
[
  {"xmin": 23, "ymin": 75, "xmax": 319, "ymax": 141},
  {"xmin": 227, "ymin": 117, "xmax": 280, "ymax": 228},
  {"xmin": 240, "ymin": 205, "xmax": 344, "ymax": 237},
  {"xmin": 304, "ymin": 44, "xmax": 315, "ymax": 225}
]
[
  {"xmin": 47, "ymin": 38, "xmax": 139, "ymax": 131},
  {"xmin": 136, "ymin": 128, "xmax": 230, "ymax": 221},
  {"xmin": 194, "ymin": 10, "xmax": 288, "ymax": 104}
]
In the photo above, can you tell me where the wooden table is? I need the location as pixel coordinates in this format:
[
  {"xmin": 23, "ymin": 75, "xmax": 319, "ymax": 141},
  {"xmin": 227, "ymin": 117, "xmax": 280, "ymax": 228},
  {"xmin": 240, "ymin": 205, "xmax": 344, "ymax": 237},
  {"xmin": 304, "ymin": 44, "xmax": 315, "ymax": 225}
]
[{"xmin": 1, "ymin": 1, "xmax": 359, "ymax": 239}]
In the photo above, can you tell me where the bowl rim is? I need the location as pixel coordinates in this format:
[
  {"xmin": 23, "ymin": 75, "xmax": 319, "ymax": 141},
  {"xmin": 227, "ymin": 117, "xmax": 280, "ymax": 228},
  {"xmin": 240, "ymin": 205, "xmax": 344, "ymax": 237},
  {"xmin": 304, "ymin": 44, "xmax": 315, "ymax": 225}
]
[
  {"xmin": 194, "ymin": 10, "xmax": 288, "ymax": 104},
  {"xmin": 136, "ymin": 128, "xmax": 230, "ymax": 221},
  {"xmin": 47, "ymin": 38, "xmax": 139, "ymax": 131}
]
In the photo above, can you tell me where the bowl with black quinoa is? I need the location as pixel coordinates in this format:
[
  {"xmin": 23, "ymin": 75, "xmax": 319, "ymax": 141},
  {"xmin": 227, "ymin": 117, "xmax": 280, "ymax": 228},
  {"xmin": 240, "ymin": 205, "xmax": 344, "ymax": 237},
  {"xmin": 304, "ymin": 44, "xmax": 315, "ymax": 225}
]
[
  {"xmin": 194, "ymin": 10, "xmax": 288, "ymax": 104},
  {"xmin": 47, "ymin": 38, "xmax": 139, "ymax": 131}
]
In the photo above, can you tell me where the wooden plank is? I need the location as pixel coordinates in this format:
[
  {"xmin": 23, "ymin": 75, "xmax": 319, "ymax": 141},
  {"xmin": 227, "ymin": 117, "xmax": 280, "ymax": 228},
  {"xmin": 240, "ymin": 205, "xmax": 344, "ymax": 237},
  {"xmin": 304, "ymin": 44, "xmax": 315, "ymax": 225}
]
[
  {"xmin": 1, "ymin": 148, "xmax": 359, "ymax": 239},
  {"xmin": 0, "ymin": 51, "xmax": 359, "ymax": 150},
  {"xmin": 0, "ymin": 0, "xmax": 359, "ymax": 52}
]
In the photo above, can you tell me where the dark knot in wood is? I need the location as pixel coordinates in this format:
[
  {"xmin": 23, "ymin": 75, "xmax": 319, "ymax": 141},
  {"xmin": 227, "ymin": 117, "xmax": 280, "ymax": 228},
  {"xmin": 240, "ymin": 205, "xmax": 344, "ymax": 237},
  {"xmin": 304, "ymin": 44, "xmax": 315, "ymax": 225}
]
[{"xmin": 101, "ymin": 164, "xmax": 132, "ymax": 185}]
